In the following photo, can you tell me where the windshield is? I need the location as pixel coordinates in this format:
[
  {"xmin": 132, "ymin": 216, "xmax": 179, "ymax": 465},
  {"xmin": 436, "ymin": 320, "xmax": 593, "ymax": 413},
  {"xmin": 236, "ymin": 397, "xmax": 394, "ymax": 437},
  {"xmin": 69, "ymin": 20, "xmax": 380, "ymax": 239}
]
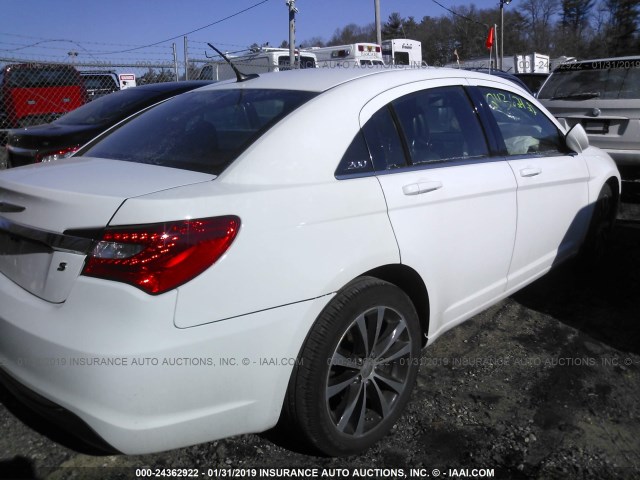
[
  {"xmin": 55, "ymin": 88, "xmax": 165, "ymax": 126},
  {"xmin": 538, "ymin": 60, "xmax": 640, "ymax": 100},
  {"xmin": 80, "ymin": 89, "xmax": 316, "ymax": 175}
]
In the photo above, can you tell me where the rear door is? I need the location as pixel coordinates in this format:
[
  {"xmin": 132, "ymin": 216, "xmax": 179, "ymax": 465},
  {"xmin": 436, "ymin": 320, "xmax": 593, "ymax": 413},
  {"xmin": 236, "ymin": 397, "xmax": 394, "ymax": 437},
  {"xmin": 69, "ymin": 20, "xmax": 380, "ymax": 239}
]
[
  {"xmin": 472, "ymin": 84, "xmax": 590, "ymax": 290},
  {"xmin": 359, "ymin": 80, "xmax": 518, "ymax": 337}
]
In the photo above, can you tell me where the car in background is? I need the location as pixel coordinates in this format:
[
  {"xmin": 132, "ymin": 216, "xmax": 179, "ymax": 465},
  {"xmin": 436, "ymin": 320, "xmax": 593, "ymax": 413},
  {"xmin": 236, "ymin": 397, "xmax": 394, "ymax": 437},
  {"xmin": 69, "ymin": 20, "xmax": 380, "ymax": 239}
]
[
  {"xmin": 0, "ymin": 63, "xmax": 87, "ymax": 129},
  {"xmin": 79, "ymin": 71, "xmax": 121, "ymax": 100},
  {"xmin": 538, "ymin": 56, "xmax": 640, "ymax": 168},
  {"xmin": 514, "ymin": 72, "xmax": 549, "ymax": 96},
  {"xmin": 5, "ymin": 80, "xmax": 213, "ymax": 168},
  {"xmin": 0, "ymin": 67, "xmax": 619, "ymax": 456}
]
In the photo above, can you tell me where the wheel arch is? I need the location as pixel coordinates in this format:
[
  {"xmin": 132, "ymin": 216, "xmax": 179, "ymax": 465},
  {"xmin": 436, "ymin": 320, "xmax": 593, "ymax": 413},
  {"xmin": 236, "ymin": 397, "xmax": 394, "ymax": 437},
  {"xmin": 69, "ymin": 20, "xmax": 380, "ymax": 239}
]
[
  {"xmin": 361, "ymin": 264, "xmax": 430, "ymax": 347},
  {"xmin": 605, "ymin": 176, "xmax": 621, "ymax": 222}
]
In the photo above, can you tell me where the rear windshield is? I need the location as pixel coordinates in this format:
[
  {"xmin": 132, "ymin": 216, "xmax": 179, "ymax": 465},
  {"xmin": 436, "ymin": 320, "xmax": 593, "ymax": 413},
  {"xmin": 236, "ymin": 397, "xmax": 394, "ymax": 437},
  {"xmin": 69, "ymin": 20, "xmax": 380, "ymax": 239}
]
[
  {"xmin": 4, "ymin": 66, "xmax": 81, "ymax": 88},
  {"xmin": 538, "ymin": 59, "xmax": 640, "ymax": 100},
  {"xmin": 80, "ymin": 89, "xmax": 316, "ymax": 175},
  {"xmin": 82, "ymin": 75, "xmax": 118, "ymax": 90}
]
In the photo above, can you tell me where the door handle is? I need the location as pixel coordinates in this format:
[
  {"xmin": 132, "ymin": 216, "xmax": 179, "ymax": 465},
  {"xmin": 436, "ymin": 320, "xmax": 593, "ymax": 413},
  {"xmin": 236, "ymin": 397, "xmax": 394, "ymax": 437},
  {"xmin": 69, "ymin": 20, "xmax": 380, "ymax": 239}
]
[
  {"xmin": 520, "ymin": 167, "xmax": 542, "ymax": 177},
  {"xmin": 402, "ymin": 181, "xmax": 443, "ymax": 196}
]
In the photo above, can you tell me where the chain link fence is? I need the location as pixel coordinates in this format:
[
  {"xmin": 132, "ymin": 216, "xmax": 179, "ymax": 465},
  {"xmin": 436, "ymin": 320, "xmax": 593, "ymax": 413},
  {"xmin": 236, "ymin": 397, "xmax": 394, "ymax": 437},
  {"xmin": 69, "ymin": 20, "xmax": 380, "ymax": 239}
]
[
  {"xmin": 0, "ymin": 39, "xmax": 257, "ymax": 135},
  {"xmin": 0, "ymin": 38, "xmax": 270, "ymax": 172},
  {"xmin": 0, "ymin": 59, "xmax": 182, "ymax": 132}
]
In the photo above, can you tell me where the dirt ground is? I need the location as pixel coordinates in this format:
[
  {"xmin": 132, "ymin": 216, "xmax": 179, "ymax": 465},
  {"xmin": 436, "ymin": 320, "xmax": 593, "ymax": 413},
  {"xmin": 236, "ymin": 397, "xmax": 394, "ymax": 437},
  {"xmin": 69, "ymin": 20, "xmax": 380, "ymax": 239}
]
[{"xmin": 1, "ymin": 181, "xmax": 639, "ymax": 480}]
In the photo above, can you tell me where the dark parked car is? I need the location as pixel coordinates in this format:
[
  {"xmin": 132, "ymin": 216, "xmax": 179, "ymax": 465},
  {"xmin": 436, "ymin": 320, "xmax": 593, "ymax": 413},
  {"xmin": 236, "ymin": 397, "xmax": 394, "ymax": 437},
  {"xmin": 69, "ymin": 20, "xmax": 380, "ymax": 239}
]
[
  {"xmin": 5, "ymin": 80, "xmax": 213, "ymax": 168},
  {"xmin": 80, "ymin": 71, "xmax": 121, "ymax": 100}
]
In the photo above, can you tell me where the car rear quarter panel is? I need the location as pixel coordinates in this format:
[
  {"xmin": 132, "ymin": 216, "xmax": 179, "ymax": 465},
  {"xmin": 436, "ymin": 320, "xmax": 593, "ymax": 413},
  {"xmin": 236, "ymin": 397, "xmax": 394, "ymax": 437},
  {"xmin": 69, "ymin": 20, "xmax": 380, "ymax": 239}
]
[{"xmin": 109, "ymin": 85, "xmax": 402, "ymax": 328}]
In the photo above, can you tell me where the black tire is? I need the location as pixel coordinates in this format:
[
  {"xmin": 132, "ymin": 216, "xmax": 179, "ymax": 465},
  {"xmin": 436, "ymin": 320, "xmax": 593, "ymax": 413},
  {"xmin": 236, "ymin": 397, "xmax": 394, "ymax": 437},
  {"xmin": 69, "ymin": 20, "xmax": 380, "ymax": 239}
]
[
  {"xmin": 579, "ymin": 183, "xmax": 615, "ymax": 266},
  {"xmin": 284, "ymin": 276, "xmax": 421, "ymax": 456}
]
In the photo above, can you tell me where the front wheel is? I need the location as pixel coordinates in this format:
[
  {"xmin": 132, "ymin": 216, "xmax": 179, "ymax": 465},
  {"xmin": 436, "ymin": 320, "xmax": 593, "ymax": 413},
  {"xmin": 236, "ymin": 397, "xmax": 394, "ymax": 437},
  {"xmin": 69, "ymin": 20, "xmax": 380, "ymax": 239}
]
[{"xmin": 284, "ymin": 277, "xmax": 421, "ymax": 456}]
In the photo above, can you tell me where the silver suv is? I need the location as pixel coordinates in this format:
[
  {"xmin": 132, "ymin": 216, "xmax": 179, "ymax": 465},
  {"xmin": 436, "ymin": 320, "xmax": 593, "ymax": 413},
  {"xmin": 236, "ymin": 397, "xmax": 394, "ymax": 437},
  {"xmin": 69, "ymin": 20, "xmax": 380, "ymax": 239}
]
[{"xmin": 538, "ymin": 56, "xmax": 640, "ymax": 167}]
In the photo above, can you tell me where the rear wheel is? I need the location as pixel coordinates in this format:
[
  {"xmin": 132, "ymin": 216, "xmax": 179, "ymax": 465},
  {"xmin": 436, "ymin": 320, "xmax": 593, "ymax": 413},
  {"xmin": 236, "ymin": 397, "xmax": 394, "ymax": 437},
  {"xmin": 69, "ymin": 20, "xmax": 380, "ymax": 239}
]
[{"xmin": 284, "ymin": 277, "xmax": 421, "ymax": 456}]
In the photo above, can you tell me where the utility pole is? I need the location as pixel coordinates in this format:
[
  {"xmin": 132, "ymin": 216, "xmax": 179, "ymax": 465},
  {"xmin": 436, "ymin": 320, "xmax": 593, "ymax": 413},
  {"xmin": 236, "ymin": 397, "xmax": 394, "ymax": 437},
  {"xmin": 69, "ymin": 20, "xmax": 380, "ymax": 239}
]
[
  {"xmin": 374, "ymin": 0, "xmax": 382, "ymax": 46},
  {"xmin": 287, "ymin": 0, "xmax": 298, "ymax": 69},
  {"xmin": 183, "ymin": 36, "xmax": 189, "ymax": 80},
  {"xmin": 172, "ymin": 43, "xmax": 179, "ymax": 81},
  {"xmin": 499, "ymin": 0, "xmax": 511, "ymax": 70}
]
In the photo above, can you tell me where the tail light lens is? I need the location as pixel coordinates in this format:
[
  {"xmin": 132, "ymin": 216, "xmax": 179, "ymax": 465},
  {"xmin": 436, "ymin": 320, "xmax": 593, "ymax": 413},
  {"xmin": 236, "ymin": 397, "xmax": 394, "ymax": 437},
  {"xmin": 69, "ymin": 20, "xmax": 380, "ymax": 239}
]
[{"xmin": 82, "ymin": 216, "xmax": 240, "ymax": 295}]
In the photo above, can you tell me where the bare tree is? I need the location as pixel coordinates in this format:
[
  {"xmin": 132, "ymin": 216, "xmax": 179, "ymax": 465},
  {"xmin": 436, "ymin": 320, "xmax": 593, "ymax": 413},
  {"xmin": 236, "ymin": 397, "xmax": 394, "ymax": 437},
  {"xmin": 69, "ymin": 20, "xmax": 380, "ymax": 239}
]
[{"xmin": 521, "ymin": 0, "xmax": 560, "ymax": 51}]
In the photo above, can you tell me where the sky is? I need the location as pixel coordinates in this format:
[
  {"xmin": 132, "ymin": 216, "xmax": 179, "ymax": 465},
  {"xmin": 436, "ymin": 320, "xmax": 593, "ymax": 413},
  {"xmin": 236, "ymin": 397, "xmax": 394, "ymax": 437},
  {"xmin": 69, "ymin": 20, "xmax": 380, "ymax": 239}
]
[{"xmin": 2, "ymin": 0, "xmax": 503, "ymax": 64}]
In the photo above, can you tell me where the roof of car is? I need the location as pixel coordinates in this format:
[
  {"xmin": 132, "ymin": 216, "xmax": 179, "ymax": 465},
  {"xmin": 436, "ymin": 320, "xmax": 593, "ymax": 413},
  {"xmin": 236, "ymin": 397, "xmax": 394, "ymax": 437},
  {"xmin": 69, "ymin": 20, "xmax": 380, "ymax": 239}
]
[{"xmin": 198, "ymin": 66, "xmax": 527, "ymax": 94}]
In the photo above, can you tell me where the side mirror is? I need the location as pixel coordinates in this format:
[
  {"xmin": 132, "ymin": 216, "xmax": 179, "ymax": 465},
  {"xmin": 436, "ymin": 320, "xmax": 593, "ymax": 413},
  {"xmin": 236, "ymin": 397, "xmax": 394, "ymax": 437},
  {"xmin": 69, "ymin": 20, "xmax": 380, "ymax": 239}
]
[{"xmin": 565, "ymin": 123, "xmax": 589, "ymax": 154}]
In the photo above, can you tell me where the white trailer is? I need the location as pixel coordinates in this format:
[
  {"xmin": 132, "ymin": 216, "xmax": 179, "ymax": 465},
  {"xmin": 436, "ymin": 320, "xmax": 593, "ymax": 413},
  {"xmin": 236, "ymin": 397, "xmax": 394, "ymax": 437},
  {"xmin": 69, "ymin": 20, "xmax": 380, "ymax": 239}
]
[
  {"xmin": 199, "ymin": 48, "xmax": 317, "ymax": 81},
  {"xmin": 514, "ymin": 53, "xmax": 551, "ymax": 74},
  {"xmin": 381, "ymin": 39, "xmax": 423, "ymax": 66},
  {"xmin": 309, "ymin": 43, "xmax": 385, "ymax": 68}
]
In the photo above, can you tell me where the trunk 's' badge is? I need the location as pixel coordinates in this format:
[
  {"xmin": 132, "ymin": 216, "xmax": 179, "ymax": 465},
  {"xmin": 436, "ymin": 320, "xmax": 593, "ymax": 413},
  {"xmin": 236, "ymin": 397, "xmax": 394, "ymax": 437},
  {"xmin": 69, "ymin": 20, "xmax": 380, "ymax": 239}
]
[{"xmin": 0, "ymin": 202, "xmax": 26, "ymax": 213}]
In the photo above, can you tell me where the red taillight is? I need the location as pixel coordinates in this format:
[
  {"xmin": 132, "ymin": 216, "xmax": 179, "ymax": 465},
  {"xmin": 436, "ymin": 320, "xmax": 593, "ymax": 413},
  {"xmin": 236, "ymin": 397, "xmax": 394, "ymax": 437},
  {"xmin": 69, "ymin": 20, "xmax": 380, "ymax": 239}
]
[{"xmin": 82, "ymin": 216, "xmax": 240, "ymax": 295}]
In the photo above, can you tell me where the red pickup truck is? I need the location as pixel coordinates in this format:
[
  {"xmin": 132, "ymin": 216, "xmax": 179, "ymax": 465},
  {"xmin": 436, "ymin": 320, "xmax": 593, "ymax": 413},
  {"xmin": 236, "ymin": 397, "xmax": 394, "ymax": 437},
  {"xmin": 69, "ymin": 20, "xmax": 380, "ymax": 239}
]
[{"xmin": 1, "ymin": 63, "xmax": 87, "ymax": 129}]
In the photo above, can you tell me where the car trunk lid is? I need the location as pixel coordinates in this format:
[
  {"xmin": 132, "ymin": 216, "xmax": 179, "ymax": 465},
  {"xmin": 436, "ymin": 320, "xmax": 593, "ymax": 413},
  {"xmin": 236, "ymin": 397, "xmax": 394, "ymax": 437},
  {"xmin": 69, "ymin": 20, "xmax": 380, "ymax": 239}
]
[{"xmin": 0, "ymin": 157, "xmax": 214, "ymax": 302}]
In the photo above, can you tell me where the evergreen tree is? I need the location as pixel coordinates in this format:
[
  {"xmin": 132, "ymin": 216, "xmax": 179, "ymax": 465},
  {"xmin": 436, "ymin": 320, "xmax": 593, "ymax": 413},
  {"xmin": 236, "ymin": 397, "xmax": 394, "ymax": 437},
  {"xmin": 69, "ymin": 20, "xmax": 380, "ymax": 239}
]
[{"xmin": 604, "ymin": 0, "xmax": 640, "ymax": 56}]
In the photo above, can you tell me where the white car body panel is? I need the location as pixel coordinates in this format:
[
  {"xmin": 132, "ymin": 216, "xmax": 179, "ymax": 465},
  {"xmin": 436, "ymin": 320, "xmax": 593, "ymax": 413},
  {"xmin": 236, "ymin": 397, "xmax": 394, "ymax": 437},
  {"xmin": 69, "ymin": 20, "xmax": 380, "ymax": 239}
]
[
  {"xmin": 376, "ymin": 163, "xmax": 517, "ymax": 339},
  {"xmin": 505, "ymin": 153, "xmax": 590, "ymax": 290},
  {"xmin": 0, "ymin": 157, "xmax": 214, "ymax": 232},
  {"xmin": 111, "ymin": 177, "xmax": 398, "ymax": 327},
  {"xmin": 0, "ymin": 271, "xmax": 329, "ymax": 454}
]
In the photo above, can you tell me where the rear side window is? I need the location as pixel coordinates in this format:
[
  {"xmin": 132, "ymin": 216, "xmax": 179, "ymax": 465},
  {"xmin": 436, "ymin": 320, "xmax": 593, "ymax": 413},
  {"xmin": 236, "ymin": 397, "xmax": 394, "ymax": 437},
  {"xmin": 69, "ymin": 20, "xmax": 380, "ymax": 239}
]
[
  {"xmin": 480, "ymin": 87, "xmax": 565, "ymax": 156},
  {"xmin": 80, "ymin": 89, "xmax": 316, "ymax": 175},
  {"xmin": 361, "ymin": 106, "xmax": 407, "ymax": 171},
  {"xmin": 538, "ymin": 60, "xmax": 640, "ymax": 100},
  {"xmin": 392, "ymin": 86, "xmax": 489, "ymax": 164}
]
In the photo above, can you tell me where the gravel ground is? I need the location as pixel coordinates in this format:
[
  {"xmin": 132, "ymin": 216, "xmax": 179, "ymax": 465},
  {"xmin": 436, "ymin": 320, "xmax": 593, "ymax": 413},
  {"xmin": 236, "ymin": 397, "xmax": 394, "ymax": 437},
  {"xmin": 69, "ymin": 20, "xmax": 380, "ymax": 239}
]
[{"xmin": 1, "ymin": 183, "xmax": 639, "ymax": 480}]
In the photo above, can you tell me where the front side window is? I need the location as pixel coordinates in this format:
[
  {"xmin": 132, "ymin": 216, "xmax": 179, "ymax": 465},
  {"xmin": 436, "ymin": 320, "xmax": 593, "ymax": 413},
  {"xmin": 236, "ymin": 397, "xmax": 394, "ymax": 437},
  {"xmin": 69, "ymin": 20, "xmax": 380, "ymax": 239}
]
[
  {"xmin": 80, "ymin": 89, "xmax": 316, "ymax": 175},
  {"xmin": 392, "ymin": 86, "xmax": 489, "ymax": 165},
  {"xmin": 480, "ymin": 87, "xmax": 565, "ymax": 156}
]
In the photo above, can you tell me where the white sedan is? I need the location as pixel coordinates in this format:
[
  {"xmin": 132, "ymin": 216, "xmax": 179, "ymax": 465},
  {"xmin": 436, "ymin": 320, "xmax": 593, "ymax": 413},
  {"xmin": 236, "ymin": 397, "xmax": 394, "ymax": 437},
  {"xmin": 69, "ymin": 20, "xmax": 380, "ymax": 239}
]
[{"xmin": 0, "ymin": 67, "xmax": 619, "ymax": 456}]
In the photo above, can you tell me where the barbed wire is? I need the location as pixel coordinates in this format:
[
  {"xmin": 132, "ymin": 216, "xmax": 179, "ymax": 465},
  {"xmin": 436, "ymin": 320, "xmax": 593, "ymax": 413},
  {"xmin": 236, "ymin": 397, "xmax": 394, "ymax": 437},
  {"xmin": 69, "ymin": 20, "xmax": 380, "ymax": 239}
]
[
  {"xmin": 431, "ymin": 0, "xmax": 490, "ymax": 28},
  {"xmin": 0, "ymin": 33, "xmax": 252, "ymax": 54},
  {"xmin": 98, "ymin": 0, "xmax": 272, "ymax": 55}
]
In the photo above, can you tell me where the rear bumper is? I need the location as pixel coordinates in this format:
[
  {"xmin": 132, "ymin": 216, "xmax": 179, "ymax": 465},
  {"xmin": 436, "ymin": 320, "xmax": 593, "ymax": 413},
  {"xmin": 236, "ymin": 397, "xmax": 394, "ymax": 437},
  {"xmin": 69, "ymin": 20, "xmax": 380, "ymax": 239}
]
[
  {"xmin": 6, "ymin": 145, "xmax": 37, "ymax": 168},
  {"xmin": 0, "ymin": 273, "xmax": 329, "ymax": 454},
  {"xmin": 0, "ymin": 366, "xmax": 120, "ymax": 454}
]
